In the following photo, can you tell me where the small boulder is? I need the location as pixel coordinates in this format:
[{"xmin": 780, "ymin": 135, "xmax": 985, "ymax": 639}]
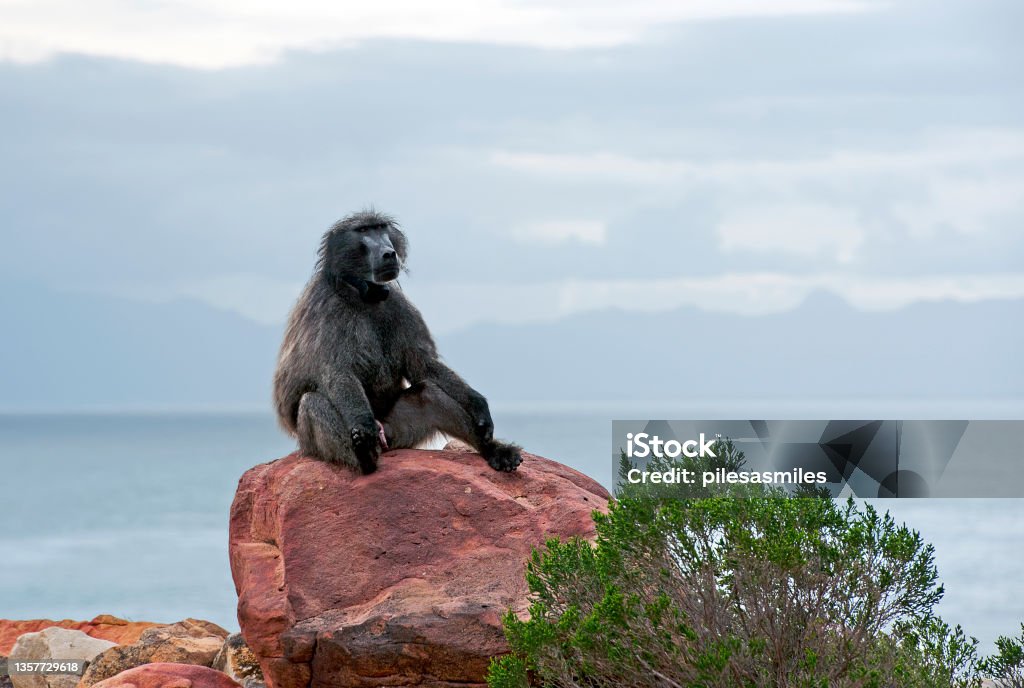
[
  {"xmin": 89, "ymin": 663, "xmax": 241, "ymax": 688},
  {"xmin": 211, "ymin": 636, "xmax": 262, "ymax": 688},
  {"xmin": 0, "ymin": 619, "xmax": 158, "ymax": 656},
  {"xmin": 79, "ymin": 621, "xmax": 229, "ymax": 688},
  {"xmin": 8, "ymin": 628, "xmax": 116, "ymax": 688},
  {"xmin": 230, "ymin": 448, "xmax": 610, "ymax": 688}
]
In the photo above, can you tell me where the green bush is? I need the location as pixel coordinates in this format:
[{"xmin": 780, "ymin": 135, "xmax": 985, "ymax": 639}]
[
  {"xmin": 980, "ymin": 625, "xmax": 1024, "ymax": 688},
  {"xmin": 489, "ymin": 442, "xmax": 986, "ymax": 688}
]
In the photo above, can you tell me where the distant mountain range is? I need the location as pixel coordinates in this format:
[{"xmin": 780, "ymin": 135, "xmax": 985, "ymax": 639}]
[
  {"xmin": 1, "ymin": 285, "xmax": 1020, "ymax": 411},
  {"xmin": 445, "ymin": 290, "xmax": 1024, "ymax": 404},
  {"xmin": 0, "ymin": 285, "xmax": 280, "ymax": 411}
]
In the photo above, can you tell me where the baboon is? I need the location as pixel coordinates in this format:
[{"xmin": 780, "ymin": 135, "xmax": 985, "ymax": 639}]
[{"xmin": 273, "ymin": 210, "xmax": 522, "ymax": 475}]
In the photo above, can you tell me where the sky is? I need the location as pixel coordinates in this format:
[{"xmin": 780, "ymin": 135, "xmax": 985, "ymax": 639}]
[{"xmin": 0, "ymin": 0, "xmax": 1021, "ymax": 335}]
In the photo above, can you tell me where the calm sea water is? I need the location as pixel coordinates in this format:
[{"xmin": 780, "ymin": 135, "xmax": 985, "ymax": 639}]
[{"xmin": 1, "ymin": 409, "xmax": 1021, "ymax": 654}]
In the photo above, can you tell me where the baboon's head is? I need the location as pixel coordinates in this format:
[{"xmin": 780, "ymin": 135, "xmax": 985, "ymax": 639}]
[{"xmin": 319, "ymin": 210, "xmax": 408, "ymax": 288}]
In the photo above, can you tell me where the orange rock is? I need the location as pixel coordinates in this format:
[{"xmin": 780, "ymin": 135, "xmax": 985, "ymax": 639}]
[
  {"xmin": 0, "ymin": 617, "xmax": 159, "ymax": 655},
  {"xmin": 229, "ymin": 449, "xmax": 610, "ymax": 688},
  {"xmin": 89, "ymin": 663, "xmax": 240, "ymax": 688}
]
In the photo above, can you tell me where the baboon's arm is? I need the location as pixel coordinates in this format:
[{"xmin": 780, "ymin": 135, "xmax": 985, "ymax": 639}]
[
  {"xmin": 408, "ymin": 356, "xmax": 480, "ymax": 408},
  {"xmin": 407, "ymin": 355, "xmax": 494, "ymax": 444}
]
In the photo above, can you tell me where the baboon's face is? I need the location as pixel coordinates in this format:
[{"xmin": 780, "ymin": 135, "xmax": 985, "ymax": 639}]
[
  {"xmin": 356, "ymin": 224, "xmax": 401, "ymax": 283},
  {"xmin": 322, "ymin": 214, "xmax": 408, "ymax": 285}
]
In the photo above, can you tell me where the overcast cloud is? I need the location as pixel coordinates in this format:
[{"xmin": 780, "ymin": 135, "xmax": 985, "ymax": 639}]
[
  {"xmin": 1, "ymin": 0, "xmax": 872, "ymax": 68},
  {"xmin": 0, "ymin": 0, "xmax": 1020, "ymax": 333}
]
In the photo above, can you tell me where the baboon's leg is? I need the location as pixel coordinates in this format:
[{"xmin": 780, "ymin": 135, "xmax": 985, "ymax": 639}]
[
  {"xmin": 296, "ymin": 391, "xmax": 378, "ymax": 474},
  {"xmin": 296, "ymin": 392, "xmax": 351, "ymax": 465},
  {"xmin": 382, "ymin": 382, "xmax": 522, "ymax": 472}
]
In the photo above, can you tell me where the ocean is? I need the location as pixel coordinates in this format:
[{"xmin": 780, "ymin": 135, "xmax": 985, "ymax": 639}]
[{"xmin": 1, "ymin": 409, "xmax": 1022, "ymax": 655}]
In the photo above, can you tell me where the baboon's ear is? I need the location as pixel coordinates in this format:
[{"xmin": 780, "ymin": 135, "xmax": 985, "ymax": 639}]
[
  {"xmin": 317, "ymin": 227, "xmax": 338, "ymax": 271},
  {"xmin": 317, "ymin": 223, "xmax": 354, "ymax": 283}
]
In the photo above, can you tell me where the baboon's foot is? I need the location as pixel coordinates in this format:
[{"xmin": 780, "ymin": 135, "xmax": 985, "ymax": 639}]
[
  {"xmin": 483, "ymin": 441, "xmax": 522, "ymax": 473},
  {"xmin": 350, "ymin": 423, "xmax": 381, "ymax": 475}
]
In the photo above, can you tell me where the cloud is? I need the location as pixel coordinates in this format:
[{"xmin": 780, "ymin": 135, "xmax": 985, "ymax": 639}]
[
  {"xmin": 717, "ymin": 203, "xmax": 865, "ymax": 263},
  {"xmin": 489, "ymin": 128, "xmax": 1024, "ymax": 269},
  {"xmin": 488, "ymin": 129, "xmax": 1024, "ymax": 187},
  {"xmin": 489, "ymin": 150, "xmax": 690, "ymax": 185},
  {"xmin": 398, "ymin": 271, "xmax": 1024, "ymax": 333},
  {"xmin": 891, "ymin": 176, "xmax": 1024, "ymax": 238},
  {"xmin": 512, "ymin": 220, "xmax": 607, "ymax": 245},
  {"xmin": 0, "ymin": 0, "xmax": 872, "ymax": 69}
]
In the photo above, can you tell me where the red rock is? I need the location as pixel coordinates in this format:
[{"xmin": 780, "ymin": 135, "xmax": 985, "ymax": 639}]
[
  {"xmin": 89, "ymin": 663, "xmax": 241, "ymax": 688},
  {"xmin": 0, "ymin": 617, "xmax": 158, "ymax": 655},
  {"xmin": 229, "ymin": 449, "xmax": 610, "ymax": 688}
]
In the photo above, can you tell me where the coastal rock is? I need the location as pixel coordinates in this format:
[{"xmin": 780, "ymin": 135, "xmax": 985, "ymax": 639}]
[
  {"xmin": 0, "ymin": 618, "xmax": 157, "ymax": 656},
  {"xmin": 89, "ymin": 663, "xmax": 241, "ymax": 688},
  {"xmin": 229, "ymin": 448, "xmax": 610, "ymax": 688},
  {"xmin": 80, "ymin": 621, "xmax": 229, "ymax": 687},
  {"xmin": 8, "ymin": 628, "xmax": 116, "ymax": 688},
  {"xmin": 211, "ymin": 635, "xmax": 263, "ymax": 688}
]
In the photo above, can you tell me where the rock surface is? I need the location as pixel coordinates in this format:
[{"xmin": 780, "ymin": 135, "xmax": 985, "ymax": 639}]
[
  {"xmin": 89, "ymin": 663, "xmax": 241, "ymax": 688},
  {"xmin": 230, "ymin": 448, "xmax": 610, "ymax": 688},
  {"xmin": 0, "ymin": 618, "xmax": 157, "ymax": 656},
  {"xmin": 80, "ymin": 621, "xmax": 229, "ymax": 688},
  {"xmin": 211, "ymin": 635, "xmax": 263, "ymax": 688},
  {"xmin": 8, "ymin": 628, "xmax": 116, "ymax": 688}
]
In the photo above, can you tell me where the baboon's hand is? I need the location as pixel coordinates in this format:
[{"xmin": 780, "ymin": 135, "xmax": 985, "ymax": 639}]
[
  {"xmin": 467, "ymin": 391, "xmax": 494, "ymax": 444},
  {"xmin": 350, "ymin": 421, "xmax": 380, "ymax": 475}
]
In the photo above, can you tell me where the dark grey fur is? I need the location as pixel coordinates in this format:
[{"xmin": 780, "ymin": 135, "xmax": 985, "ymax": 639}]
[{"xmin": 273, "ymin": 210, "xmax": 522, "ymax": 474}]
